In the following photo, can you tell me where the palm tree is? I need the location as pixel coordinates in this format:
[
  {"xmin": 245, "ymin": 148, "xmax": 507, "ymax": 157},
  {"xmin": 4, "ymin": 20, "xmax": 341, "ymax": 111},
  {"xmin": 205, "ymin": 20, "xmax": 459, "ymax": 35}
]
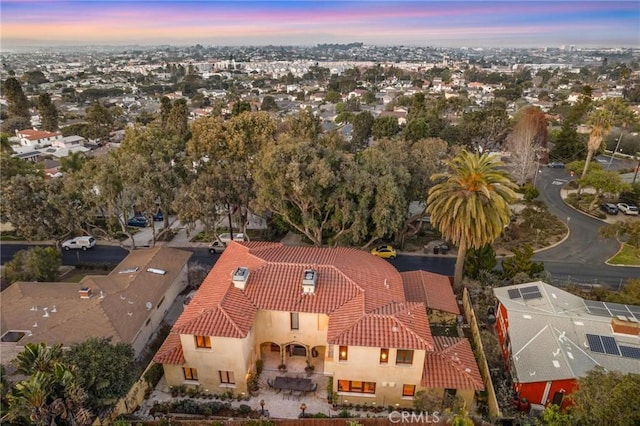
[
  {"xmin": 580, "ymin": 99, "xmax": 636, "ymax": 180},
  {"xmin": 427, "ymin": 150, "xmax": 517, "ymax": 289},
  {"xmin": 14, "ymin": 342, "xmax": 63, "ymax": 375},
  {"xmin": 580, "ymin": 108, "xmax": 613, "ymax": 179}
]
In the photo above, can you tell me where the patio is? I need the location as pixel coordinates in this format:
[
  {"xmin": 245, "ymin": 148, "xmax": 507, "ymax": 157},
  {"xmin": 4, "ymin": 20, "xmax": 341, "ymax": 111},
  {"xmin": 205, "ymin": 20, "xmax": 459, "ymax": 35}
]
[{"xmin": 134, "ymin": 370, "xmax": 337, "ymax": 420}]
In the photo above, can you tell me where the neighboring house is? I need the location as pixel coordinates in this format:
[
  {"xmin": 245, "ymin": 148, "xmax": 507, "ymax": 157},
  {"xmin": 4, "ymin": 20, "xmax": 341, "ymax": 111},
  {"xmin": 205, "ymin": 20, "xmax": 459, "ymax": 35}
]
[
  {"xmin": 154, "ymin": 242, "xmax": 483, "ymax": 408},
  {"xmin": 15, "ymin": 129, "xmax": 63, "ymax": 148},
  {"xmin": 53, "ymin": 135, "xmax": 86, "ymax": 148},
  {"xmin": 378, "ymin": 110, "xmax": 407, "ymax": 126},
  {"xmin": 494, "ymin": 282, "xmax": 640, "ymax": 409},
  {"xmin": 0, "ymin": 247, "xmax": 191, "ymax": 361}
]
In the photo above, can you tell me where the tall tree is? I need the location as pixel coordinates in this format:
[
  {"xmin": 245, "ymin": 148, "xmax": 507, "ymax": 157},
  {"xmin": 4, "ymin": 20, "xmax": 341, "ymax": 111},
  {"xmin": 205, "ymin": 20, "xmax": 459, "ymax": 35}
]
[
  {"xmin": 3, "ymin": 77, "xmax": 31, "ymax": 119},
  {"xmin": 506, "ymin": 106, "xmax": 548, "ymax": 185},
  {"xmin": 85, "ymin": 102, "xmax": 114, "ymax": 141},
  {"xmin": 372, "ymin": 115, "xmax": 400, "ymax": 139},
  {"xmin": 253, "ymin": 133, "xmax": 352, "ymax": 246},
  {"xmin": 260, "ymin": 95, "xmax": 279, "ymax": 111},
  {"xmin": 427, "ymin": 150, "xmax": 517, "ymax": 288},
  {"xmin": 165, "ymin": 98, "xmax": 189, "ymax": 139},
  {"xmin": 580, "ymin": 99, "xmax": 635, "ymax": 179},
  {"xmin": 37, "ymin": 93, "xmax": 59, "ymax": 131},
  {"xmin": 283, "ymin": 107, "xmax": 322, "ymax": 141},
  {"xmin": 579, "ymin": 169, "xmax": 630, "ymax": 210},
  {"xmin": 159, "ymin": 96, "xmax": 172, "ymax": 129},
  {"xmin": 118, "ymin": 124, "xmax": 187, "ymax": 239},
  {"xmin": 0, "ymin": 174, "xmax": 83, "ymax": 247},
  {"xmin": 64, "ymin": 337, "xmax": 139, "ymax": 413},
  {"xmin": 180, "ymin": 112, "xmax": 277, "ymax": 235},
  {"xmin": 350, "ymin": 111, "xmax": 374, "ymax": 151},
  {"xmin": 569, "ymin": 368, "xmax": 640, "ymax": 426}
]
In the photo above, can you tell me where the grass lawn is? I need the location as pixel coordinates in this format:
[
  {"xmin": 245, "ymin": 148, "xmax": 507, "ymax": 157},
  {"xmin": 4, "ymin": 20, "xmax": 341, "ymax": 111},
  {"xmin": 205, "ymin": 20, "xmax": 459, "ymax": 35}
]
[
  {"xmin": 608, "ymin": 244, "xmax": 640, "ymax": 266},
  {"xmin": 0, "ymin": 232, "xmax": 24, "ymax": 241}
]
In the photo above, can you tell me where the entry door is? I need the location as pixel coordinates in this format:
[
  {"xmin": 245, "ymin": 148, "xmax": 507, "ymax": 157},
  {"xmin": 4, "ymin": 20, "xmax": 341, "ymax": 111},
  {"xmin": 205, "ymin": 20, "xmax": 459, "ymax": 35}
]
[{"xmin": 551, "ymin": 391, "xmax": 564, "ymax": 407}]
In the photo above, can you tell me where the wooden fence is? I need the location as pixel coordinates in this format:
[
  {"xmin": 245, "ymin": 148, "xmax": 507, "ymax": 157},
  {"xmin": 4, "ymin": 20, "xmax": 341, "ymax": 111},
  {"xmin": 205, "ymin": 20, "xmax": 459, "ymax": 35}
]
[{"xmin": 462, "ymin": 288, "xmax": 502, "ymax": 418}]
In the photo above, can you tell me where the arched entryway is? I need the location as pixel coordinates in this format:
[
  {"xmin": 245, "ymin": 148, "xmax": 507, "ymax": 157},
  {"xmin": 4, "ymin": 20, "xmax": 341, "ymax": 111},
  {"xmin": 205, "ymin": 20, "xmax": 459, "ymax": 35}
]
[
  {"xmin": 259, "ymin": 342, "xmax": 281, "ymax": 370},
  {"xmin": 282, "ymin": 341, "xmax": 308, "ymax": 373}
]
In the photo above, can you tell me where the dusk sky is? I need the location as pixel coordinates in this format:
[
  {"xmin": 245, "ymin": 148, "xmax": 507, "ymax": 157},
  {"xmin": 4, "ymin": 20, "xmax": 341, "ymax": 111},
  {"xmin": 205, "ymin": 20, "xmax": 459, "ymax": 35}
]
[{"xmin": 1, "ymin": 1, "xmax": 639, "ymax": 49}]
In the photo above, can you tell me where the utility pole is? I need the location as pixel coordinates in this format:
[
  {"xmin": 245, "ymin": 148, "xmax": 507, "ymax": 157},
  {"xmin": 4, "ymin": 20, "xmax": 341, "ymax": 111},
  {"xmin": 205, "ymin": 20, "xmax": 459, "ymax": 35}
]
[
  {"xmin": 607, "ymin": 133, "xmax": 623, "ymax": 171},
  {"xmin": 633, "ymin": 156, "xmax": 640, "ymax": 184}
]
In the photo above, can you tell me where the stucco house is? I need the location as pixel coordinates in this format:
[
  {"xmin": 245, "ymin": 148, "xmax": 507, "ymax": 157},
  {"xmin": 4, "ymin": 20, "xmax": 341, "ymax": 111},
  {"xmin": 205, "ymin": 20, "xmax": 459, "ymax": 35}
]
[
  {"xmin": 494, "ymin": 282, "xmax": 640, "ymax": 409},
  {"xmin": 154, "ymin": 242, "xmax": 483, "ymax": 408},
  {"xmin": 15, "ymin": 129, "xmax": 63, "ymax": 148},
  {"xmin": 0, "ymin": 247, "xmax": 191, "ymax": 361}
]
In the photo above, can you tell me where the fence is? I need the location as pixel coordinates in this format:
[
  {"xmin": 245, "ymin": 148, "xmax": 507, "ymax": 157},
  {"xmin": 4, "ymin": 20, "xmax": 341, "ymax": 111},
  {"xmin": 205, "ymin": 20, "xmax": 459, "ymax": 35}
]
[
  {"xmin": 461, "ymin": 288, "xmax": 501, "ymax": 418},
  {"xmin": 94, "ymin": 360, "xmax": 157, "ymax": 424}
]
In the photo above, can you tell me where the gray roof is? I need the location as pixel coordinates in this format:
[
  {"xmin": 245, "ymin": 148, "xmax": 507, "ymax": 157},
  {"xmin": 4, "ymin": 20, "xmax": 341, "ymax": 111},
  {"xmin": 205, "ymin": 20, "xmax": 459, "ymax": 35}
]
[{"xmin": 494, "ymin": 281, "xmax": 640, "ymax": 383}]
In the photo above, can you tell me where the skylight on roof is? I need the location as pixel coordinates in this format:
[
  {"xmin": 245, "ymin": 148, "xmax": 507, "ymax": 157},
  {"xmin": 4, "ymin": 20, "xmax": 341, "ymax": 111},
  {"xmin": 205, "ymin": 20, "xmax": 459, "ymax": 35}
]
[
  {"xmin": 119, "ymin": 267, "xmax": 139, "ymax": 274},
  {"xmin": 146, "ymin": 268, "xmax": 167, "ymax": 275}
]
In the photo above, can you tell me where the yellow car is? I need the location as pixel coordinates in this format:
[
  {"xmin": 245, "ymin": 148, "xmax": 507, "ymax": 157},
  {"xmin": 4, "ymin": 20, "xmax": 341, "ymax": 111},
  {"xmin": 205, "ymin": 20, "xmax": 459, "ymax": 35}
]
[{"xmin": 370, "ymin": 245, "xmax": 397, "ymax": 259}]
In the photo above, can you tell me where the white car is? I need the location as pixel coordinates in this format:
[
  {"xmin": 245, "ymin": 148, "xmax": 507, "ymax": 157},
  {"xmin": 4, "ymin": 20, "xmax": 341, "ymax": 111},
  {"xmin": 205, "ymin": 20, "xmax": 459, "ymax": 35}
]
[
  {"xmin": 217, "ymin": 233, "xmax": 246, "ymax": 243},
  {"xmin": 62, "ymin": 236, "xmax": 96, "ymax": 250},
  {"xmin": 616, "ymin": 203, "xmax": 639, "ymax": 216}
]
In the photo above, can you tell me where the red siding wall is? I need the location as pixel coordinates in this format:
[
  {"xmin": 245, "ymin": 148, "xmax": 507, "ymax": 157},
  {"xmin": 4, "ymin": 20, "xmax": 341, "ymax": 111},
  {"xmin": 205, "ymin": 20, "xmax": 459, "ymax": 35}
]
[{"xmin": 516, "ymin": 378, "xmax": 577, "ymax": 409}]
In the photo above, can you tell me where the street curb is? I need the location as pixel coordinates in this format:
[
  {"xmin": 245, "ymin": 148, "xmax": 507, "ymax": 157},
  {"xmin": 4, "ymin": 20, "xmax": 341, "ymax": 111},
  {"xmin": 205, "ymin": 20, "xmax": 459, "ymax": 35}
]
[{"xmin": 604, "ymin": 243, "xmax": 640, "ymax": 268}]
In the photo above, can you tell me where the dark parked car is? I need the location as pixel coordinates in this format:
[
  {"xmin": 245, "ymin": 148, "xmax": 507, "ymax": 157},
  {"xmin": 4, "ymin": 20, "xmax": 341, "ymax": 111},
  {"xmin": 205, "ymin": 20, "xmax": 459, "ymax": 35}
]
[
  {"xmin": 600, "ymin": 203, "xmax": 619, "ymax": 215},
  {"xmin": 547, "ymin": 162, "xmax": 565, "ymax": 168},
  {"xmin": 153, "ymin": 210, "xmax": 163, "ymax": 221},
  {"xmin": 127, "ymin": 215, "xmax": 148, "ymax": 227}
]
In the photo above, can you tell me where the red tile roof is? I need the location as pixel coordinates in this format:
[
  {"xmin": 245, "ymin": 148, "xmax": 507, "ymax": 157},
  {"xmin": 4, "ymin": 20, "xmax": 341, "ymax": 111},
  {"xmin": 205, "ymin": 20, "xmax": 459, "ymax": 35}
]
[
  {"xmin": 422, "ymin": 337, "xmax": 484, "ymax": 391},
  {"xmin": 154, "ymin": 334, "xmax": 185, "ymax": 364},
  {"xmin": 18, "ymin": 129, "xmax": 61, "ymax": 140},
  {"xmin": 155, "ymin": 242, "xmax": 431, "ymax": 364},
  {"xmin": 329, "ymin": 302, "xmax": 434, "ymax": 350},
  {"xmin": 402, "ymin": 271, "xmax": 459, "ymax": 315}
]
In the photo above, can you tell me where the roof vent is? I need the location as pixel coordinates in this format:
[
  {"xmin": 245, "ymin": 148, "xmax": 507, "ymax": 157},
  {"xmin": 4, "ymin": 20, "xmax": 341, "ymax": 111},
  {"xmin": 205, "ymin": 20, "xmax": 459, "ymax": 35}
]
[
  {"xmin": 302, "ymin": 269, "xmax": 317, "ymax": 294},
  {"xmin": 232, "ymin": 267, "xmax": 250, "ymax": 290},
  {"xmin": 79, "ymin": 288, "xmax": 92, "ymax": 299}
]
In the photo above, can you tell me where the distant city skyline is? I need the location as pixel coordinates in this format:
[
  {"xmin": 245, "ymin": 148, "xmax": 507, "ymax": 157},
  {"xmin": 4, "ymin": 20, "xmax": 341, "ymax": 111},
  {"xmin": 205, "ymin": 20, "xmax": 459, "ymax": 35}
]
[{"xmin": 1, "ymin": 1, "xmax": 639, "ymax": 50}]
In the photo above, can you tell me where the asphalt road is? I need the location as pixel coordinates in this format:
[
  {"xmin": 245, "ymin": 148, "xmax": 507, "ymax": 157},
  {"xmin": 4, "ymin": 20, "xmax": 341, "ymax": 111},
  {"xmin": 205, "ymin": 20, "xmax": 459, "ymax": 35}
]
[{"xmin": 533, "ymin": 167, "xmax": 619, "ymax": 264}]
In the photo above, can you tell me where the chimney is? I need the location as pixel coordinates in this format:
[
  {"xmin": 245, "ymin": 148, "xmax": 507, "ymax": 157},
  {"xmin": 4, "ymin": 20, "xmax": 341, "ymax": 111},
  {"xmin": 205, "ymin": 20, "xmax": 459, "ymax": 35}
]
[
  {"xmin": 302, "ymin": 269, "xmax": 317, "ymax": 294},
  {"xmin": 79, "ymin": 287, "xmax": 92, "ymax": 299},
  {"xmin": 611, "ymin": 317, "xmax": 640, "ymax": 336},
  {"xmin": 232, "ymin": 267, "xmax": 250, "ymax": 290}
]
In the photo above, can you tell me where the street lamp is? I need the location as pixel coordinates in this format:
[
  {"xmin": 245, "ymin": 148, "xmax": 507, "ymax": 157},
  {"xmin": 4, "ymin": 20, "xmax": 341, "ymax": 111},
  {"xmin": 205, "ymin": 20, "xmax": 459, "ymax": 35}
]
[
  {"xmin": 300, "ymin": 403, "xmax": 307, "ymax": 418},
  {"xmin": 260, "ymin": 399, "xmax": 265, "ymax": 416}
]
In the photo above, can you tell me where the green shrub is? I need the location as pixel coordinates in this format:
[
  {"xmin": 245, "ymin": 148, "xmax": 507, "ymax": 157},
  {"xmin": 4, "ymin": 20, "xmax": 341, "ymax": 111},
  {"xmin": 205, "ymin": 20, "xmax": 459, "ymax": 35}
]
[
  {"xmin": 238, "ymin": 404, "xmax": 252, "ymax": 415},
  {"xmin": 143, "ymin": 363, "xmax": 164, "ymax": 387}
]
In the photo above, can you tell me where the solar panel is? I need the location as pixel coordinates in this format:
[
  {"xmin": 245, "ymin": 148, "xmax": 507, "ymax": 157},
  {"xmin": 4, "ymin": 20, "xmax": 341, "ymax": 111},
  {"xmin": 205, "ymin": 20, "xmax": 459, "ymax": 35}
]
[
  {"xmin": 586, "ymin": 334, "xmax": 604, "ymax": 353},
  {"xmin": 520, "ymin": 286, "xmax": 540, "ymax": 294},
  {"xmin": 601, "ymin": 336, "xmax": 620, "ymax": 356},
  {"xmin": 627, "ymin": 306, "xmax": 640, "ymax": 320},
  {"xmin": 522, "ymin": 291, "xmax": 542, "ymax": 301},
  {"xmin": 587, "ymin": 307, "xmax": 612, "ymax": 317},
  {"xmin": 619, "ymin": 346, "xmax": 640, "ymax": 360},
  {"xmin": 584, "ymin": 300, "xmax": 606, "ymax": 309},
  {"xmin": 508, "ymin": 289, "xmax": 521, "ymax": 299}
]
